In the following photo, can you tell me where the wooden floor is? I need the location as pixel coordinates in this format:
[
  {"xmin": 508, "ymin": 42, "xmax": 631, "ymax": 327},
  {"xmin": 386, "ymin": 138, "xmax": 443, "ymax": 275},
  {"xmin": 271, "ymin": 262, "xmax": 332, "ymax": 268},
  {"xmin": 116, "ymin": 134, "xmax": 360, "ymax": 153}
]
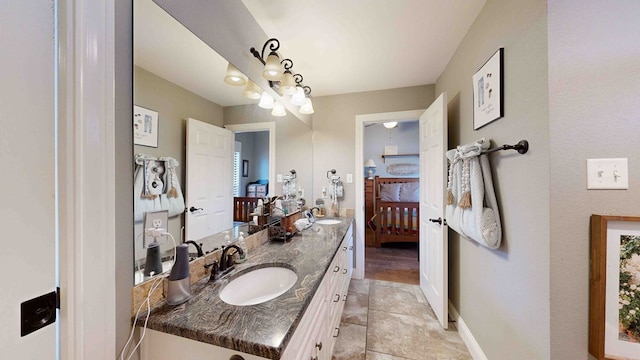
[{"xmin": 364, "ymin": 243, "xmax": 419, "ymax": 285}]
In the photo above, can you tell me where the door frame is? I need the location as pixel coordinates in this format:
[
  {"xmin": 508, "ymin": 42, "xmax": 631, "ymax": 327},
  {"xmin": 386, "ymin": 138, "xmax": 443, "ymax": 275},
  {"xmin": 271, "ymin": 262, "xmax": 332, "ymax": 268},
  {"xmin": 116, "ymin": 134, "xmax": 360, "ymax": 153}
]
[
  {"xmin": 354, "ymin": 110, "xmax": 425, "ymax": 280},
  {"xmin": 224, "ymin": 122, "xmax": 276, "ymax": 191},
  {"xmin": 57, "ymin": 0, "xmax": 118, "ymax": 358}
]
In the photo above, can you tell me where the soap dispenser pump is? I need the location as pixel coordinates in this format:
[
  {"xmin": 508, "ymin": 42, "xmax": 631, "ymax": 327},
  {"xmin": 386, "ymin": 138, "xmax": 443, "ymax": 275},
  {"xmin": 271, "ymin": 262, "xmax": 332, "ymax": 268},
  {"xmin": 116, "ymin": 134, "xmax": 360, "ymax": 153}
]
[{"xmin": 166, "ymin": 244, "xmax": 192, "ymax": 306}]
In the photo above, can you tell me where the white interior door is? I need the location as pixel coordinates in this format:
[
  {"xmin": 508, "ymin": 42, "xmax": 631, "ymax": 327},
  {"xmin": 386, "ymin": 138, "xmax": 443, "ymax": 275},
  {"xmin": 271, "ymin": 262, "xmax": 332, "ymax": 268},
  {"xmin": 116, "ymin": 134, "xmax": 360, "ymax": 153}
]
[
  {"xmin": 419, "ymin": 92, "xmax": 449, "ymax": 329},
  {"xmin": 0, "ymin": 1, "xmax": 57, "ymax": 356},
  {"xmin": 186, "ymin": 118, "xmax": 234, "ymax": 241}
]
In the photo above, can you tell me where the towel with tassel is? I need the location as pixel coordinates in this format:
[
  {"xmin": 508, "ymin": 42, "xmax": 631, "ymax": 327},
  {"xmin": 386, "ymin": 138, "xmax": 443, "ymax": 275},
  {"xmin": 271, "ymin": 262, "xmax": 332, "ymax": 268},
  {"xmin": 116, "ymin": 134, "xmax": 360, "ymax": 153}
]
[
  {"xmin": 134, "ymin": 154, "xmax": 185, "ymax": 222},
  {"xmin": 445, "ymin": 138, "xmax": 502, "ymax": 249}
]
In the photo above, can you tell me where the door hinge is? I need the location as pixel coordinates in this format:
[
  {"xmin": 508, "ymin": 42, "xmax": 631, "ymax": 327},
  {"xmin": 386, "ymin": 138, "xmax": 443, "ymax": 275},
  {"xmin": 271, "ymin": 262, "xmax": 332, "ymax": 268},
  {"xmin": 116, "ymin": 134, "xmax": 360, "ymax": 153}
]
[{"xmin": 56, "ymin": 287, "xmax": 60, "ymax": 309}]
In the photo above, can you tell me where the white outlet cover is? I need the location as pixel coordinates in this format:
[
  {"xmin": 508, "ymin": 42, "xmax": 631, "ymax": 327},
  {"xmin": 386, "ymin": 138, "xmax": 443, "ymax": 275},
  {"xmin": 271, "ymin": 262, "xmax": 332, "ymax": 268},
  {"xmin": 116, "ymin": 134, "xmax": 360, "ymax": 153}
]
[
  {"xmin": 143, "ymin": 210, "xmax": 168, "ymax": 246},
  {"xmin": 346, "ymin": 173, "xmax": 353, "ymax": 183},
  {"xmin": 587, "ymin": 158, "xmax": 629, "ymax": 190}
]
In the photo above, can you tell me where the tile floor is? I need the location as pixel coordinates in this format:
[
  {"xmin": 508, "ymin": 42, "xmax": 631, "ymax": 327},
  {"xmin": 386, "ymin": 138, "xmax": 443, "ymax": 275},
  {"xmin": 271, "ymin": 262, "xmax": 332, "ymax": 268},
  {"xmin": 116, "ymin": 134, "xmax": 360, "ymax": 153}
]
[{"xmin": 332, "ymin": 279, "xmax": 472, "ymax": 360}]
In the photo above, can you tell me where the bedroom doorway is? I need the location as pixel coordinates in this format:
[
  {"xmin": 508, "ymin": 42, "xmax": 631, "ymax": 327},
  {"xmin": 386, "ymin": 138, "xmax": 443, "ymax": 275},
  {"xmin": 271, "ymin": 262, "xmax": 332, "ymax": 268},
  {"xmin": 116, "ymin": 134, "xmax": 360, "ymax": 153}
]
[
  {"xmin": 354, "ymin": 110, "xmax": 424, "ymax": 282},
  {"xmin": 363, "ymin": 121, "xmax": 420, "ymax": 284}
]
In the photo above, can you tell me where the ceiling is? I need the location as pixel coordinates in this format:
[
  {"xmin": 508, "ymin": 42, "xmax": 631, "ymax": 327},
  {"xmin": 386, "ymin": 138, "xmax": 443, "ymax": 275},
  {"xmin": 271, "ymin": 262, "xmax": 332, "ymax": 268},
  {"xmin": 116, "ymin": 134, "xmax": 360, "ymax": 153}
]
[{"xmin": 135, "ymin": 0, "xmax": 486, "ymax": 106}]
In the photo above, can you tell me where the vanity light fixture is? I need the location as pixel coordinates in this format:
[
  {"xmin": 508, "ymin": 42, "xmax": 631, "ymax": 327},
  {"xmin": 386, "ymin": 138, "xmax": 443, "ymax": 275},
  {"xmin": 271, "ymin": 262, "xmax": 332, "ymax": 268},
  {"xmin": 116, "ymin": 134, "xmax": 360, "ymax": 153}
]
[
  {"xmin": 299, "ymin": 97, "xmax": 314, "ymax": 114},
  {"xmin": 251, "ymin": 38, "xmax": 314, "ymax": 116},
  {"xmin": 383, "ymin": 121, "xmax": 398, "ymax": 129},
  {"xmin": 258, "ymin": 92, "xmax": 275, "ymax": 109},
  {"xmin": 290, "ymin": 86, "xmax": 306, "ymax": 106},
  {"xmin": 243, "ymin": 80, "xmax": 262, "ymax": 100},
  {"xmin": 223, "ymin": 63, "xmax": 246, "ymax": 86},
  {"xmin": 271, "ymin": 102, "xmax": 287, "ymax": 117}
]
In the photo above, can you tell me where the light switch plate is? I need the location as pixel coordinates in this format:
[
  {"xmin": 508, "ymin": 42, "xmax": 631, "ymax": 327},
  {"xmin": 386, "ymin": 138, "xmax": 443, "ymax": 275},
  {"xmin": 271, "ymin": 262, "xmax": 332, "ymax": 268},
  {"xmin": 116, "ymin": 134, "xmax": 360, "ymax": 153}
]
[
  {"xmin": 276, "ymin": 174, "xmax": 283, "ymax": 183},
  {"xmin": 587, "ymin": 158, "xmax": 628, "ymax": 189},
  {"xmin": 346, "ymin": 174, "xmax": 353, "ymax": 183}
]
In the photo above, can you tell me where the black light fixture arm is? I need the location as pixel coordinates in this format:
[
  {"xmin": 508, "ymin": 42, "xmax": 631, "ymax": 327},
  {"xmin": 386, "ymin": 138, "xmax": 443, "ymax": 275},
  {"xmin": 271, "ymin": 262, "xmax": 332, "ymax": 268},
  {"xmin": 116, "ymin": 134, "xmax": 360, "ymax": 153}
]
[
  {"xmin": 281, "ymin": 58, "xmax": 293, "ymax": 71},
  {"xmin": 250, "ymin": 38, "xmax": 281, "ymax": 64}
]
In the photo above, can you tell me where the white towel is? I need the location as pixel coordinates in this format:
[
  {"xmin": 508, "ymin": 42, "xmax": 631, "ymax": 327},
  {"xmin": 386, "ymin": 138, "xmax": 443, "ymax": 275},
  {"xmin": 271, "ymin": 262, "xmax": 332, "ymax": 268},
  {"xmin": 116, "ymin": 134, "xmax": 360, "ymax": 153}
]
[
  {"xmin": 133, "ymin": 154, "xmax": 185, "ymax": 222},
  {"xmin": 445, "ymin": 138, "xmax": 502, "ymax": 249}
]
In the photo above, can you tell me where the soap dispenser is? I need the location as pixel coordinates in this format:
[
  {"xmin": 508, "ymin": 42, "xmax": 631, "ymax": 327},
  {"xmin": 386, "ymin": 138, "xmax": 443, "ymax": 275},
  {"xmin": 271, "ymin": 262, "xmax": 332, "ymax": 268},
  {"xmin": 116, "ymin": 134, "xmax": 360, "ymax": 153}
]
[
  {"xmin": 166, "ymin": 244, "xmax": 192, "ymax": 306},
  {"xmin": 235, "ymin": 232, "xmax": 248, "ymax": 263}
]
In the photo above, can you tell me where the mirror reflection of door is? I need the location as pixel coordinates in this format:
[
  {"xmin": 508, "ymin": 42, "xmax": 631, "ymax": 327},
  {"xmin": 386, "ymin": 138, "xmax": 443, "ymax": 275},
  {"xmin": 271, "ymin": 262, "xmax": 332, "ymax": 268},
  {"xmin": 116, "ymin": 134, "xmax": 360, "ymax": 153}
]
[
  {"xmin": 233, "ymin": 131, "xmax": 270, "ymax": 225},
  {"xmin": 185, "ymin": 118, "xmax": 234, "ymax": 241}
]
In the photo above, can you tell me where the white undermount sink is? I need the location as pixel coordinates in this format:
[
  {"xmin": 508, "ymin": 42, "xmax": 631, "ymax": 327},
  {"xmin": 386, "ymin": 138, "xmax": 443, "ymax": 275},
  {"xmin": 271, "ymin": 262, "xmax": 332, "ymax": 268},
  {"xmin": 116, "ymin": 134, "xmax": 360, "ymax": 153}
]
[
  {"xmin": 219, "ymin": 266, "xmax": 298, "ymax": 306},
  {"xmin": 314, "ymin": 219, "xmax": 341, "ymax": 225}
]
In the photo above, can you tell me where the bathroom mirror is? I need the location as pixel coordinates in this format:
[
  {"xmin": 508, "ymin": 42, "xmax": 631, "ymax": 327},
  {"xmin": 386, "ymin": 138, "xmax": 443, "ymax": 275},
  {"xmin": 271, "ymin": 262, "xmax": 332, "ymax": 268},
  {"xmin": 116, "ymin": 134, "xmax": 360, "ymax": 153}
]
[{"xmin": 133, "ymin": 0, "xmax": 313, "ymax": 284}]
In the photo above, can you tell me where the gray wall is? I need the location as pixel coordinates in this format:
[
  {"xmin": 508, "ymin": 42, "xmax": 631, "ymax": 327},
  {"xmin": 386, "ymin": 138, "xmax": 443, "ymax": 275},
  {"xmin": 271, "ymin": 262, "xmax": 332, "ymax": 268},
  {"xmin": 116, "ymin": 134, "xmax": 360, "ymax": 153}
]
[
  {"xmin": 235, "ymin": 131, "xmax": 269, "ymax": 196},
  {"xmin": 133, "ymin": 66, "xmax": 224, "ymax": 258},
  {"xmin": 548, "ymin": 1, "xmax": 640, "ymax": 358},
  {"xmin": 312, "ymin": 85, "xmax": 435, "ymax": 208},
  {"xmin": 364, "ymin": 122, "xmax": 419, "ymax": 178},
  {"xmin": 435, "ymin": 0, "xmax": 550, "ymax": 358}
]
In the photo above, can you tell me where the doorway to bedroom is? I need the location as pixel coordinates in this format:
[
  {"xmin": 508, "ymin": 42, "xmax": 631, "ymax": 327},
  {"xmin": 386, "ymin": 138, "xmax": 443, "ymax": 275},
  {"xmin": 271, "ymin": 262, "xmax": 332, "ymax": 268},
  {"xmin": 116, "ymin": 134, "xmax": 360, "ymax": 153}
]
[{"xmin": 363, "ymin": 120, "xmax": 420, "ymax": 285}]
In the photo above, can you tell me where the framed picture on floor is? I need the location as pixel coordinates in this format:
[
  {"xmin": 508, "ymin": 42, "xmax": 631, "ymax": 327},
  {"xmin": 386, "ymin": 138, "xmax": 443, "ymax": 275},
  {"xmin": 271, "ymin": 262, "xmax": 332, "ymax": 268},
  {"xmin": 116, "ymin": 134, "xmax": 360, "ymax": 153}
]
[
  {"xmin": 472, "ymin": 48, "xmax": 504, "ymax": 130},
  {"xmin": 590, "ymin": 215, "xmax": 640, "ymax": 360}
]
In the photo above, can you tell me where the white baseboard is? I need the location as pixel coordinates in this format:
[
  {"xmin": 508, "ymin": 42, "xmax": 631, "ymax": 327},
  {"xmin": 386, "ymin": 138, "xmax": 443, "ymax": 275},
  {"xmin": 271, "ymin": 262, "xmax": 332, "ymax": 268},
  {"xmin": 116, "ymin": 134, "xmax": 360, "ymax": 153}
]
[{"xmin": 449, "ymin": 301, "xmax": 488, "ymax": 360}]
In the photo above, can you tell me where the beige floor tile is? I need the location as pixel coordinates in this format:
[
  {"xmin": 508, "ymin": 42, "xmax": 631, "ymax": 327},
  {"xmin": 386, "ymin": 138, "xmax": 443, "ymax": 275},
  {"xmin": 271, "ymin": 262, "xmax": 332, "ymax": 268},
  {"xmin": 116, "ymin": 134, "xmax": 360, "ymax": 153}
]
[
  {"xmin": 348, "ymin": 278, "xmax": 371, "ymax": 295},
  {"xmin": 332, "ymin": 322, "xmax": 366, "ymax": 360},
  {"xmin": 369, "ymin": 283, "xmax": 432, "ymax": 318},
  {"xmin": 370, "ymin": 279, "xmax": 416, "ymax": 291},
  {"xmin": 341, "ymin": 292, "xmax": 368, "ymax": 326},
  {"xmin": 366, "ymin": 309, "xmax": 434, "ymax": 359}
]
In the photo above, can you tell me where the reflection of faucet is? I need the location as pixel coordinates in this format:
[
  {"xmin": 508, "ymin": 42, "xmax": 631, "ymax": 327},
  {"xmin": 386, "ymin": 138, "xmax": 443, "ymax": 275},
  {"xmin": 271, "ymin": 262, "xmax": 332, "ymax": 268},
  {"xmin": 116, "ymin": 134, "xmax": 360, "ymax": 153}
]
[
  {"xmin": 304, "ymin": 207, "xmax": 320, "ymax": 224},
  {"xmin": 184, "ymin": 240, "xmax": 204, "ymax": 258},
  {"xmin": 219, "ymin": 244, "xmax": 244, "ymax": 272}
]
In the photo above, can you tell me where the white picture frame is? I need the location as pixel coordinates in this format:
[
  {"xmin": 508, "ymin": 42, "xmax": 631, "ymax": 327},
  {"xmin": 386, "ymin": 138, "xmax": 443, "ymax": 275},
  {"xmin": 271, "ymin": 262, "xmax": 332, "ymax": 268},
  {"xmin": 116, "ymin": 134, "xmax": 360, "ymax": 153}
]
[
  {"xmin": 134, "ymin": 105, "xmax": 159, "ymax": 147},
  {"xmin": 473, "ymin": 48, "xmax": 504, "ymax": 130}
]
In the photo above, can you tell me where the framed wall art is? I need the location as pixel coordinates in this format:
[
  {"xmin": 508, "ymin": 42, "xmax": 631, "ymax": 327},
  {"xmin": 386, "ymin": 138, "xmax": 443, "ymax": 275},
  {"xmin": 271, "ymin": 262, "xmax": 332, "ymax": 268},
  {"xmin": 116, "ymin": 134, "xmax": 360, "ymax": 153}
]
[
  {"xmin": 242, "ymin": 160, "xmax": 249, "ymax": 177},
  {"xmin": 590, "ymin": 215, "xmax": 640, "ymax": 360},
  {"xmin": 133, "ymin": 105, "xmax": 159, "ymax": 148},
  {"xmin": 473, "ymin": 48, "xmax": 504, "ymax": 130}
]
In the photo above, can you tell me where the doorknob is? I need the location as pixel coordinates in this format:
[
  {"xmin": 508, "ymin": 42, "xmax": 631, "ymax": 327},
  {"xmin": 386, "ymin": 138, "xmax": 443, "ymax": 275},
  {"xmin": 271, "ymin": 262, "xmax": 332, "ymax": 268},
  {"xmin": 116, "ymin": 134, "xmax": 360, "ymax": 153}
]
[
  {"xmin": 188, "ymin": 206, "xmax": 203, "ymax": 213},
  {"xmin": 429, "ymin": 217, "xmax": 446, "ymax": 225}
]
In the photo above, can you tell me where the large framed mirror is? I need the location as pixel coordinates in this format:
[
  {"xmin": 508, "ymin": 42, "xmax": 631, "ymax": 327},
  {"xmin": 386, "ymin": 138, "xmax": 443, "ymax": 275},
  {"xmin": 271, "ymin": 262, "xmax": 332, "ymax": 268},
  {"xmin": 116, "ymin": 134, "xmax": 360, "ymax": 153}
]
[{"xmin": 133, "ymin": 0, "xmax": 313, "ymax": 284}]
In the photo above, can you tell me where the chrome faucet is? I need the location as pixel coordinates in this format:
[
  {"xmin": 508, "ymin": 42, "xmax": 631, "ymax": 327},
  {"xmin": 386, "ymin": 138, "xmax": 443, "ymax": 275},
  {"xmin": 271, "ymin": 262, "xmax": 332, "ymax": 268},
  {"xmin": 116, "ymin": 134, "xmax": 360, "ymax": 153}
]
[
  {"xmin": 304, "ymin": 207, "xmax": 320, "ymax": 224},
  {"xmin": 219, "ymin": 244, "xmax": 244, "ymax": 272},
  {"xmin": 184, "ymin": 240, "xmax": 204, "ymax": 258}
]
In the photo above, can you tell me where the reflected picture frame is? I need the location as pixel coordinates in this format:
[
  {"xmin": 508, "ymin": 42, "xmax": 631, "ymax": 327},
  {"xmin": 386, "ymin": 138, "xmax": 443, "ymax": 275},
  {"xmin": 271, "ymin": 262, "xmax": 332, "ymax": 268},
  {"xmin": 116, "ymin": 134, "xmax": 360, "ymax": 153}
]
[
  {"xmin": 133, "ymin": 105, "xmax": 159, "ymax": 147},
  {"xmin": 242, "ymin": 160, "xmax": 249, "ymax": 177},
  {"xmin": 473, "ymin": 48, "xmax": 504, "ymax": 130},
  {"xmin": 590, "ymin": 215, "xmax": 640, "ymax": 360}
]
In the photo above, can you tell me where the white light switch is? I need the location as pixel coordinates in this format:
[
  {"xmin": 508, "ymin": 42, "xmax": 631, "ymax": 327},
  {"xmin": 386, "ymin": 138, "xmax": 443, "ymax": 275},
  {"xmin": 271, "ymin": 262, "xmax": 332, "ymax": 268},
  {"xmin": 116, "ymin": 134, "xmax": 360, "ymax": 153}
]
[
  {"xmin": 276, "ymin": 174, "xmax": 283, "ymax": 183},
  {"xmin": 346, "ymin": 173, "xmax": 353, "ymax": 183},
  {"xmin": 587, "ymin": 158, "xmax": 628, "ymax": 189}
]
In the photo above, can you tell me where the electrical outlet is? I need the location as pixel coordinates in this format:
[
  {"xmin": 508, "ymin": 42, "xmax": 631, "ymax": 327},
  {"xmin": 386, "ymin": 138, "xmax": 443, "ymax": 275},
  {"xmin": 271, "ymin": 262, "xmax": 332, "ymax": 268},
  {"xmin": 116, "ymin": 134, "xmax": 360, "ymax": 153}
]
[
  {"xmin": 277, "ymin": 174, "xmax": 283, "ymax": 183},
  {"xmin": 143, "ymin": 210, "xmax": 168, "ymax": 247},
  {"xmin": 346, "ymin": 174, "xmax": 353, "ymax": 183}
]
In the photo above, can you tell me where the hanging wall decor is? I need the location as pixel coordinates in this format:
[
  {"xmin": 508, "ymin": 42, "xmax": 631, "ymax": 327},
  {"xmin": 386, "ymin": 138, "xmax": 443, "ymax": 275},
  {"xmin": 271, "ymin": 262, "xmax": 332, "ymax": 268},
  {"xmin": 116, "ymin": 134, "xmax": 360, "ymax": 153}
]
[
  {"xmin": 133, "ymin": 105, "xmax": 159, "ymax": 147},
  {"xmin": 590, "ymin": 215, "xmax": 640, "ymax": 360},
  {"xmin": 473, "ymin": 48, "xmax": 504, "ymax": 130}
]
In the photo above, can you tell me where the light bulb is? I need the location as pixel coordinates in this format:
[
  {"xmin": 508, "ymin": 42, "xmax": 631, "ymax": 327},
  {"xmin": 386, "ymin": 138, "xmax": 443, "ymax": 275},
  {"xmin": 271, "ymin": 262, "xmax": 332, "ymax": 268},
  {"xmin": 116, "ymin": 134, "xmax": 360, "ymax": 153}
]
[
  {"xmin": 258, "ymin": 92, "xmax": 275, "ymax": 109},
  {"xmin": 290, "ymin": 87, "xmax": 306, "ymax": 106},
  {"xmin": 271, "ymin": 102, "xmax": 287, "ymax": 117},
  {"xmin": 299, "ymin": 98, "xmax": 314, "ymax": 114}
]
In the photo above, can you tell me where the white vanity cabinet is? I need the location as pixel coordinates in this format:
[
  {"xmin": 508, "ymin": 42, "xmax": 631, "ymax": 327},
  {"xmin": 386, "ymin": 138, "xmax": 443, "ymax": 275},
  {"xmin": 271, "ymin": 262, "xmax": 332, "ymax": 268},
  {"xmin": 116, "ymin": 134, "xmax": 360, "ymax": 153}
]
[{"xmin": 140, "ymin": 222, "xmax": 354, "ymax": 360}]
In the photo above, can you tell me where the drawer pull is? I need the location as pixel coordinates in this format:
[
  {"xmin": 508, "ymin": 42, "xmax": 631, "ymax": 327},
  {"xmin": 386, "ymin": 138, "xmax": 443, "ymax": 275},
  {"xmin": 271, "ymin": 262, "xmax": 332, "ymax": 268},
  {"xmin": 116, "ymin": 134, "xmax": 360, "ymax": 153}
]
[
  {"xmin": 333, "ymin": 265, "xmax": 340, "ymax": 272},
  {"xmin": 229, "ymin": 356, "xmax": 245, "ymax": 360},
  {"xmin": 343, "ymin": 246, "xmax": 347, "ymax": 251},
  {"xmin": 333, "ymin": 294, "xmax": 340, "ymax": 302},
  {"xmin": 316, "ymin": 342, "xmax": 323, "ymax": 351},
  {"xmin": 333, "ymin": 327, "xmax": 340, "ymax": 337},
  {"xmin": 310, "ymin": 357, "xmax": 318, "ymax": 360},
  {"xmin": 342, "ymin": 268, "xmax": 347, "ymax": 274},
  {"xmin": 349, "ymin": 246, "xmax": 353, "ymax": 250},
  {"xmin": 343, "ymin": 294, "xmax": 347, "ymax": 301}
]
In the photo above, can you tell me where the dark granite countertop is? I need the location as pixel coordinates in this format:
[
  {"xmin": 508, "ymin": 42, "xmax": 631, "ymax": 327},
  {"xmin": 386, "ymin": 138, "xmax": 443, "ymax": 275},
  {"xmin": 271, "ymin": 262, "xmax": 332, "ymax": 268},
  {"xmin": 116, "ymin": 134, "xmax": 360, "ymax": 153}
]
[{"xmin": 141, "ymin": 217, "xmax": 353, "ymax": 359}]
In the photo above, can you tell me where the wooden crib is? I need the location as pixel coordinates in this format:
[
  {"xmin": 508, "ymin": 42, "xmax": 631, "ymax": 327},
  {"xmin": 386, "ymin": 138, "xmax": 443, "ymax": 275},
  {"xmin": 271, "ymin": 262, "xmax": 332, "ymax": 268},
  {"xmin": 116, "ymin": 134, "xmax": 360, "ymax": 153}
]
[{"xmin": 373, "ymin": 176, "xmax": 420, "ymax": 247}]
